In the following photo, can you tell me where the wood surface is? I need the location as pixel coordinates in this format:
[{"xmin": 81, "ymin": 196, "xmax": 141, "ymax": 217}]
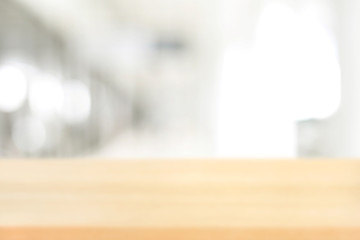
[{"xmin": 0, "ymin": 160, "xmax": 360, "ymax": 239}]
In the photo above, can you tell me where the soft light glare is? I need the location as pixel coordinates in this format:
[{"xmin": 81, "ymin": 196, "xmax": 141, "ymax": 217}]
[
  {"xmin": 29, "ymin": 74, "xmax": 63, "ymax": 117},
  {"xmin": 253, "ymin": 1, "xmax": 341, "ymax": 120},
  {"xmin": 60, "ymin": 81, "xmax": 91, "ymax": 123},
  {"xmin": 216, "ymin": 45, "xmax": 296, "ymax": 157},
  {"xmin": 216, "ymin": 1, "xmax": 339, "ymax": 157},
  {"xmin": 0, "ymin": 64, "xmax": 28, "ymax": 112}
]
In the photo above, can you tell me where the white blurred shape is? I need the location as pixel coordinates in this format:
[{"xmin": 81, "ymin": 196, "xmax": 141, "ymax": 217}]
[
  {"xmin": 12, "ymin": 116, "xmax": 47, "ymax": 153},
  {"xmin": 253, "ymin": 1, "xmax": 341, "ymax": 120},
  {"xmin": 295, "ymin": 4, "xmax": 341, "ymax": 120},
  {"xmin": 29, "ymin": 74, "xmax": 63, "ymax": 117},
  {"xmin": 60, "ymin": 81, "xmax": 91, "ymax": 123},
  {"xmin": 216, "ymin": 1, "xmax": 339, "ymax": 157},
  {"xmin": 0, "ymin": 64, "xmax": 28, "ymax": 112},
  {"xmin": 216, "ymin": 45, "xmax": 296, "ymax": 157}
]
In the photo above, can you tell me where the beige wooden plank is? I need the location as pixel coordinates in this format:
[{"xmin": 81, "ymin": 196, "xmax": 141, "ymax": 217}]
[{"xmin": 1, "ymin": 160, "xmax": 360, "ymax": 228}]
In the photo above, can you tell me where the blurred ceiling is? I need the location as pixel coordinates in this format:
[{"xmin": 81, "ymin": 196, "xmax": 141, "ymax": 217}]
[
  {"xmin": 13, "ymin": 0, "xmax": 218, "ymax": 46},
  {"xmin": 15, "ymin": 0, "xmax": 215, "ymax": 32},
  {"xmin": 14, "ymin": 0, "xmax": 220, "ymax": 88}
]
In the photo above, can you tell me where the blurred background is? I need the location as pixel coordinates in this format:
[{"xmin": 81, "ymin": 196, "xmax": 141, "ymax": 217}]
[{"xmin": 0, "ymin": 0, "xmax": 357, "ymax": 158}]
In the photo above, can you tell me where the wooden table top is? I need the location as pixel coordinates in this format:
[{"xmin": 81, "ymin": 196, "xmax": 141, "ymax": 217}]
[{"xmin": 1, "ymin": 160, "xmax": 360, "ymax": 239}]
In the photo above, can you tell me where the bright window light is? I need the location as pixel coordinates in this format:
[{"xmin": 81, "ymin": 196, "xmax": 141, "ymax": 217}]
[
  {"xmin": 0, "ymin": 64, "xmax": 28, "ymax": 112},
  {"xmin": 253, "ymin": 1, "xmax": 341, "ymax": 120},
  {"xmin": 216, "ymin": 1, "xmax": 339, "ymax": 157}
]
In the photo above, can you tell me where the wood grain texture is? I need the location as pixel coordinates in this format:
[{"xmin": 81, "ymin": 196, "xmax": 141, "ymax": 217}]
[
  {"xmin": 0, "ymin": 160, "xmax": 360, "ymax": 239},
  {"xmin": 1, "ymin": 228, "xmax": 360, "ymax": 240}
]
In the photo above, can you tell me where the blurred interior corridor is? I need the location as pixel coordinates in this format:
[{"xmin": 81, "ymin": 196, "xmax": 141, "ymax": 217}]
[{"xmin": 0, "ymin": 0, "xmax": 358, "ymax": 158}]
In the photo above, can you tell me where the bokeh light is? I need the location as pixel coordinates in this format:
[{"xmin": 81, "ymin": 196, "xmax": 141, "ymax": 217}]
[
  {"xmin": 29, "ymin": 74, "xmax": 63, "ymax": 118},
  {"xmin": 0, "ymin": 63, "xmax": 28, "ymax": 112},
  {"xmin": 60, "ymin": 81, "xmax": 91, "ymax": 124}
]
